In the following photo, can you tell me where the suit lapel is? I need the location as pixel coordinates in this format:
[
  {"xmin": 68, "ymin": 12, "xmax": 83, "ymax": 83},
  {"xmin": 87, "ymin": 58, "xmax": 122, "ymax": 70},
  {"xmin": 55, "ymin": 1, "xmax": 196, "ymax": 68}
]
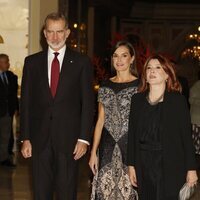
[
  {"xmin": 54, "ymin": 48, "xmax": 73, "ymax": 99},
  {"xmin": 0, "ymin": 72, "xmax": 8, "ymax": 90},
  {"xmin": 159, "ymin": 91, "xmax": 171, "ymax": 146},
  {"xmin": 0, "ymin": 76, "xmax": 4, "ymax": 87},
  {"xmin": 38, "ymin": 51, "xmax": 53, "ymax": 100}
]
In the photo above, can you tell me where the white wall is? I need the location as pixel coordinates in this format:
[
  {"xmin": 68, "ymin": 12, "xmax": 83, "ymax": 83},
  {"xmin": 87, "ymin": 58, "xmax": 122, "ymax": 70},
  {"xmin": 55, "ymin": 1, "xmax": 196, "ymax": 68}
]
[
  {"xmin": 0, "ymin": 0, "xmax": 58, "ymax": 86},
  {"xmin": 0, "ymin": 0, "xmax": 29, "ymax": 85},
  {"xmin": 29, "ymin": 0, "xmax": 58, "ymax": 54}
]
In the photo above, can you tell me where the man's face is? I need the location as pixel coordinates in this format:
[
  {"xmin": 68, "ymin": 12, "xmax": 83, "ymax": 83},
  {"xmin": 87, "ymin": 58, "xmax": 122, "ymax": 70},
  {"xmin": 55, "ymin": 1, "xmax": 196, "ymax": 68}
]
[
  {"xmin": 0, "ymin": 57, "xmax": 10, "ymax": 72},
  {"xmin": 43, "ymin": 19, "xmax": 70, "ymax": 51}
]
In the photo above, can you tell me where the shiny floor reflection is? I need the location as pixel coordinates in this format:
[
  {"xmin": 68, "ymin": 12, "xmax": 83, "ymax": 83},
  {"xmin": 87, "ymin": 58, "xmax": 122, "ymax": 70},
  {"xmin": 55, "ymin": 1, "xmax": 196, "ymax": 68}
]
[
  {"xmin": 1, "ymin": 152, "xmax": 199, "ymax": 200},
  {"xmin": 0, "ymin": 152, "xmax": 92, "ymax": 200}
]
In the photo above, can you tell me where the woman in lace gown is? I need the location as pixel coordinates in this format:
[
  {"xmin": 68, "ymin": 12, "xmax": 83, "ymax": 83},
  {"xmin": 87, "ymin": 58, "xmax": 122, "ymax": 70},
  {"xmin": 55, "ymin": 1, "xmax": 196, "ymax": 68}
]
[{"xmin": 89, "ymin": 41, "xmax": 138, "ymax": 200}]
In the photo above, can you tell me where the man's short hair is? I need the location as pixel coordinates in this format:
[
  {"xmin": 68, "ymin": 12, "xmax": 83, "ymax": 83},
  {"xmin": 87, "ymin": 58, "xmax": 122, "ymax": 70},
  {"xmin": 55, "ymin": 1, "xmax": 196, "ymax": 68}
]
[
  {"xmin": 44, "ymin": 12, "xmax": 68, "ymax": 29},
  {"xmin": 0, "ymin": 54, "xmax": 9, "ymax": 61}
]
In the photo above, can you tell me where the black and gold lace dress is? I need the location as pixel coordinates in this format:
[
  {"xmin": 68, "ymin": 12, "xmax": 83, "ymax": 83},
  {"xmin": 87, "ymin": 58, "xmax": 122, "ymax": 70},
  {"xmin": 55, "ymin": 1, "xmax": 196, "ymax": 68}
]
[{"xmin": 91, "ymin": 79, "xmax": 138, "ymax": 200}]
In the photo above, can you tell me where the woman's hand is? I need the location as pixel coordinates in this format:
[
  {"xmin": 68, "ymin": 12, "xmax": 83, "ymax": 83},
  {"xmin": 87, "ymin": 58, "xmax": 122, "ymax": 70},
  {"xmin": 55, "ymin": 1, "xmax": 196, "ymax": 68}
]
[
  {"xmin": 186, "ymin": 170, "xmax": 198, "ymax": 187},
  {"xmin": 128, "ymin": 166, "xmax": 138, "ymax": 187},
  {"xmin": 89, "ymin": 152, "xmax": 98, "ymax": 175}
]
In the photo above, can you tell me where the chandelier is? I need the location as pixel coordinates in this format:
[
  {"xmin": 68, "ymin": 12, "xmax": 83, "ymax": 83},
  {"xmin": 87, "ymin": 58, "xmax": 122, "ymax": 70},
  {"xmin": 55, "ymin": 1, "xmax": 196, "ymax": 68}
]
[{"xmin": 182, "ymin": 29, "xmax": 200, "ymax": 61}]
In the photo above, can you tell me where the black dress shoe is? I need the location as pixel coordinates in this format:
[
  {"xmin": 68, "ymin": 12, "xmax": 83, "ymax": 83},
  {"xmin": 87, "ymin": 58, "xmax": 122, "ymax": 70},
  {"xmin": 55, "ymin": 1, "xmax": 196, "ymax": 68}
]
[{"xmin": 1, "ymin": 159, "xmax": 16, "ymax": 167}]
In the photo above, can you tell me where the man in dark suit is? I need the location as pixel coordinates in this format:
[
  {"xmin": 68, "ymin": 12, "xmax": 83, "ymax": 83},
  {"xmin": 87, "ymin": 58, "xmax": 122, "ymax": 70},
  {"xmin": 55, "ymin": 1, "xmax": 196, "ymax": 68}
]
[
  {"xmin": 20, "ymin": 13, "xmax": 94, "ymax": 200},
  {"xmin": 0, "ymin": 54, "xmax": 18, "ymax": 167}
]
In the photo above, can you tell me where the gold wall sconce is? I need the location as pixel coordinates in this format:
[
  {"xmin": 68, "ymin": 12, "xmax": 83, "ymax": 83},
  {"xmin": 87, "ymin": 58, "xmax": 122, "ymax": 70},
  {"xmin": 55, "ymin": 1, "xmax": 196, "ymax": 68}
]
[{"xmin": 0, "ymin": 35, "xmax": 4, "ymax": 43}]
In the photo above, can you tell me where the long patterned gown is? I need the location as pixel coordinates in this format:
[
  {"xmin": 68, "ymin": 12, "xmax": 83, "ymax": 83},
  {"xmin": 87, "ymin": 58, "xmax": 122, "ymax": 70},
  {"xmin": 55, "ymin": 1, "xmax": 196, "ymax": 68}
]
[{"xmin": 91, "ymin": 79, "xmax": 138, "ymax": 200}]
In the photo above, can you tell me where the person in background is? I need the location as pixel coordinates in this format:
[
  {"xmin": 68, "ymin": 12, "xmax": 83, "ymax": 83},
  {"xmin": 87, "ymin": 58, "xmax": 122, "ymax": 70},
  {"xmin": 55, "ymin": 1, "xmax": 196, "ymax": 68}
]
[
  {"xmin": 189, "ymin": 71, "xmax": 200, "ymax": 169},
  {"xmin": 89, "ymin": 40, "xmax": 138, "ymax": 199},
  {"xmin": 170, "ymin": 59, "xmax": 190, "ymax": 107},
  {"xmin": 0, "ymin": 54, "xmax": 18, "ymax": 167},
  {"xmin": 20, "ymin": 12, "xmax": 94, "ymax": 200},
  {"xmin": 127, "ymin": 54, "xmax": 198, "ymax": 200}
]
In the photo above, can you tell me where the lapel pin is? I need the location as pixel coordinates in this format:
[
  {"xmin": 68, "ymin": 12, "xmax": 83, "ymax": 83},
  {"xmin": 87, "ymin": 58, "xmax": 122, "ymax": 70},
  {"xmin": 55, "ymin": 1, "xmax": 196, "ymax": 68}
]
[{"xmin": 70, "ymin": 60, "xmax": 73, "ymax": 63}]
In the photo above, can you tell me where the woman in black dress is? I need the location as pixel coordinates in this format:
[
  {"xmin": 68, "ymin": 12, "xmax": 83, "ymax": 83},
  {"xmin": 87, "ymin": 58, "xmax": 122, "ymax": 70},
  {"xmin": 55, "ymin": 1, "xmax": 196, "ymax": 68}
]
[
  {"xmin": 89, "ymin": 41, "xmax": 138, "ymax": 199},
  {"xmin": 127, "ymin": 54, "xmax": 198, "ymax": 200}
]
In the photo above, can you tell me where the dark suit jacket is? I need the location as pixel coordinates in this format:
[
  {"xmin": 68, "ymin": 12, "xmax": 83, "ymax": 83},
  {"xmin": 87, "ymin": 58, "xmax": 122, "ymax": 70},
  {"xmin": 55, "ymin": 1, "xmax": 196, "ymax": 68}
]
[
  {"xmin": 0, "ymin": 71, "xmax": 18, "ymax": 118},
  {"xmin": 20, "ymin": 48, "xmax": 94, "ymax": 154},
  {"xmin": 127, "ymin": 91, "xmax": 196, "ymax": 197}
]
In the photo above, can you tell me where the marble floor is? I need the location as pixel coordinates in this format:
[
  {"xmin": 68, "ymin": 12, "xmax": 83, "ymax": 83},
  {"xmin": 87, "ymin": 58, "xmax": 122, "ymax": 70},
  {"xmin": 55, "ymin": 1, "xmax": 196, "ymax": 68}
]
[
  {"xmin": 0, "ymin": 151, "xmax": 92, "ymax": 200},
  {"xmin": 1, "ymin": 150, "xmax": 200, "ymax": 200}
]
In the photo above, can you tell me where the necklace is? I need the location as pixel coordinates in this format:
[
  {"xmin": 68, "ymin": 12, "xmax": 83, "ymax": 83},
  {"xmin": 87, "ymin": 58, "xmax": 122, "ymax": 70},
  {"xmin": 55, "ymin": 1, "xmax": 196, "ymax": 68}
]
[
  {"xmin": 146, "ymin": 93, "xmax": 164, "ymax": 105},
  {"xmin": 111, "ymin": 76, "xmax": 136, "ymax": 83}
]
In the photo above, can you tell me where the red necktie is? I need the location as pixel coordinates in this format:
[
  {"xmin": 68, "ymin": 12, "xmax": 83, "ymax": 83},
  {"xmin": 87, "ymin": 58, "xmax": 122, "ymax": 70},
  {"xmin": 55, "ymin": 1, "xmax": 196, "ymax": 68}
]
[{"xmin": 50, "ymin": 52, "xmax": 60, "ymax": 97}]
